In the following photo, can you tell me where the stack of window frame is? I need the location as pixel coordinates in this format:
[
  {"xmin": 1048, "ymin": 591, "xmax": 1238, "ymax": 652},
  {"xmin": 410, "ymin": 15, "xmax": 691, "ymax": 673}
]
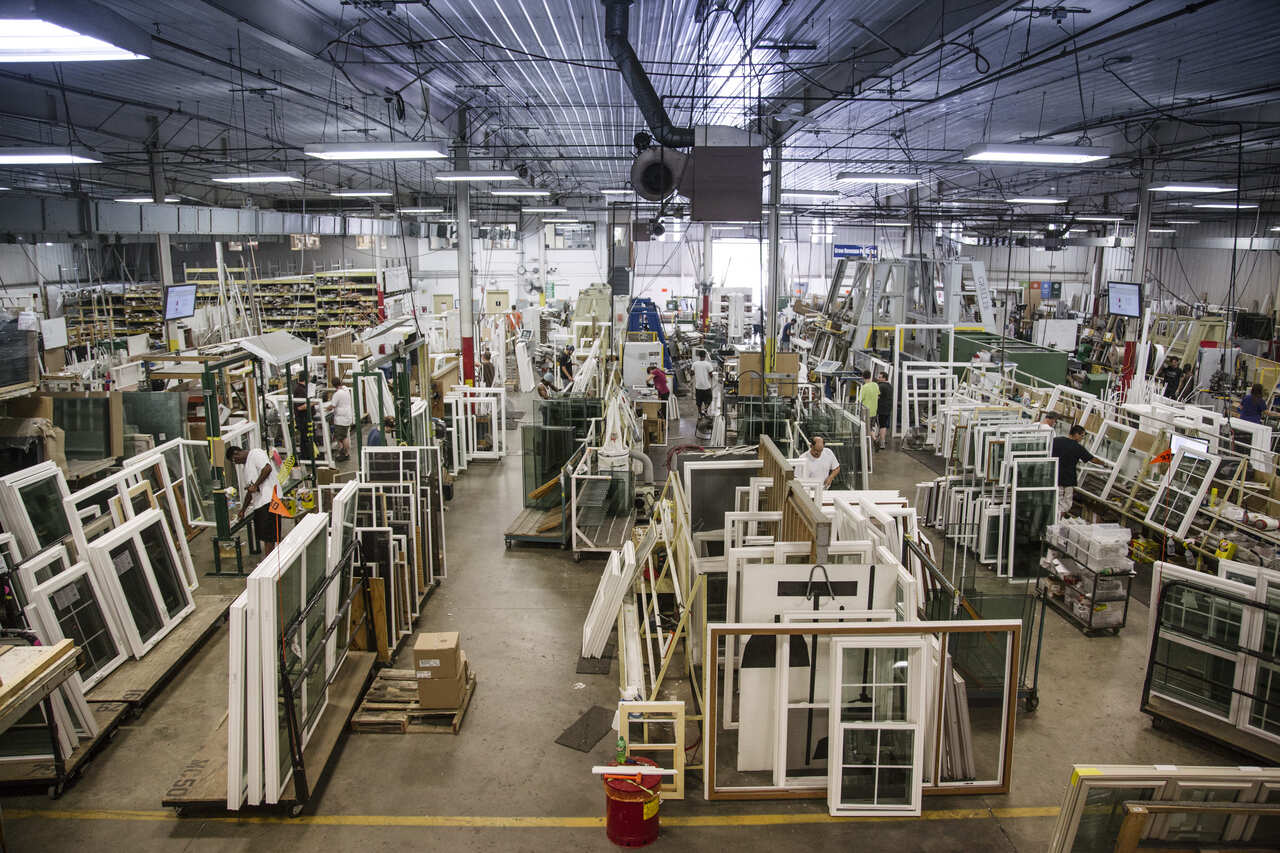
[{"xmin": 229, "ymin": 505, "xmax": 358, "ymax": 809}]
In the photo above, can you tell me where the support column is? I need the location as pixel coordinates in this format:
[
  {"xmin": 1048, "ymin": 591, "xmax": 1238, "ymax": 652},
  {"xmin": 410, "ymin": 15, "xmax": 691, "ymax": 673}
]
[
  {"xmin": 214, "ymin": 241, "xmax": 231, "ymax": 343},
  {"xmin": 157, "ymin": 233, "xmax": 177, "ymax": 350},
  {"xmin": 1121, "ymin": 161, "xmax": 1154, "ymax": 393},
  {"xmin": 1132, "ymin": 160, "xmax": 1153, "ymax": 299},
  {"xmin": 765, "ymin": 140, "xmax": 782, "ymax": 372},
  {"xmin": 1089, "ymin": 245, "xmax": 1106, "ymax": 320},
  {"xmin": 701, "ymin": 222, "xmax": 712, "ymax": 330},
  {"xmin": 456, "ymin": 108, "xmax": 476, "ymax": 386}
]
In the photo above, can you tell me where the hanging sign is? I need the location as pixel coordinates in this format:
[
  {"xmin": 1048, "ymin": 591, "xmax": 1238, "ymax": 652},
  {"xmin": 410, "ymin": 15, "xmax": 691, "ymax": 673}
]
[{"xmin": 833, "ymin": 244, "xmax": 879, "ymax": 259}]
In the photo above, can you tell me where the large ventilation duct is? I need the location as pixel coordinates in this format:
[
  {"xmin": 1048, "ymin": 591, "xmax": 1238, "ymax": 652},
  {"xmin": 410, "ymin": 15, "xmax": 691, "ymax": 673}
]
[{"xmin": 601, "ymin": 0, "xmax": 695, "ymax": 150}]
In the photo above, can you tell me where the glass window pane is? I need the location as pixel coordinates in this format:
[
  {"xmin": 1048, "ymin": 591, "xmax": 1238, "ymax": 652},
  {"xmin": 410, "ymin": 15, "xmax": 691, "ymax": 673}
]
[
  {"xmin": 109, "ymin": 541, "xmax": 163, "ymax": 642},
  {"xmin": 137, "ymin": 521, "xmax": 187, "ymax": 618},
  {"xmin": 1070, "ymin": 785, "xmax": 1160, "ymax": 853},
  {"xmin": 1151, "ymin": 638, "xmax": 1235, "ymax": 718},
  {"xmin": 19, "ymin": 478, "xmax": 69, "ymax": 549},
  {"xmin": 46, "ymin": 574, "xmax": 119, "ymax": 681}
]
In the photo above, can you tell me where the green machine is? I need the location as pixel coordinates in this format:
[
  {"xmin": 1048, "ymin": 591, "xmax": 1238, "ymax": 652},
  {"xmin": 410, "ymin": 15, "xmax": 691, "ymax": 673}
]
[{"xmin": 946, "ymin": 330, "xmax": 1069, "ymax": 387}]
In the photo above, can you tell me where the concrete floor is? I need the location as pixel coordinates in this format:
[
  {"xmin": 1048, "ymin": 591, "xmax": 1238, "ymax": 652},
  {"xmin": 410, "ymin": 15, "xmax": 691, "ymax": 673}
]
[{"xmin": 4, "ymin": 407, "xmax": 1238, "ymax": 851}]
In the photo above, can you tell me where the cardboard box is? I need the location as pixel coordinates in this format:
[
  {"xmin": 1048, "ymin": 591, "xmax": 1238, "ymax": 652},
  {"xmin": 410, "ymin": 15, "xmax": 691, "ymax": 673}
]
[
  {"xmin": 417, "ymin": 652, "xmax": 468, "ymax": 709},
  {"xmin": 414, "ymin": 631, "xmax": 461, "ymax": 680}
]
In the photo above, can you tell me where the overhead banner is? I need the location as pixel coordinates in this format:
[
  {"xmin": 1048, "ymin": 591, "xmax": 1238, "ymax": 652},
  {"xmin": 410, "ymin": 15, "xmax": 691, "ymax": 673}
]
[{"xmin": 833, "ymin": 244, "xmax": 878, "ymax": 259}]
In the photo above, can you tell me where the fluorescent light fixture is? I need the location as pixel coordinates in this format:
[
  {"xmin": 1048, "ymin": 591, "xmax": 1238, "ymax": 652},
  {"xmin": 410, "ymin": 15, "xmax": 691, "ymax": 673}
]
[
  {"xmin": 1148, "ymin": 228, "xmax": 1176, "ymax": 234},
  {"xmin": 1270, "ymin": 226, "xmax": 1280, "ymax": 232},
  {"xmin": 117, "ymin": 196, "xmax": 178, "ymax": 203},
  {"xmin": 963, "ymin": 142, "xmax": 1110, "ymax": 164},
  {"xmin": 432, "ymin": 218, "xmax": 478, "ymax": 223},
  {"xmin": 600, "ymin": 188, "xmax": 635, "ymax": 195},
  {"xmin": 836, "ymin": 172, "xmax": 923, "ymax": 185},
  {"xmin": 544, "ymin": 218, "xmax": 579, "ymax": 223},
  {"xmin": 872, "ymin": 221, "xmax": 910, "ymax": 227},
  {"xmin": 329, "ymin": 189, "xmax": 393, "ymax": 197},
  {"xmin": 1007, "ymin": 197, "xmax": 1068, "ymax": 204},
  {"xmin": 1165, "ymin": 219, "xmax": 1200, "ymax": 225},
  {"xmin": 0, "ymin": 147, "xmax": 100, "ymax": 165},
  {"xmin": 1011, "ymin": 229, "xmax": 1039, "ymax": 234},
  {"xmin": 1193, "ymin": 202, "xmax": 1258, "ymax": 209},
  {"xmin": 304, "ymin": 142, "xmax": 445, "ymax": 161},
  {"xmin": 398, "ymin": 207, "xmax": 444, "ymax": 214},
  {"xmin": 434, "ymin": 170, "xmax": 520, "ymax": 182},
  {"xmin": 490, "ymin": 188, "xmax": 551, "ymax": 196},
  {"xmin": 1148, "ymin": 183, "xmax": 1234, "ymax": 193},
  {"xmin": 1076, "ymin": 215, "xmax": 1123, "ymax": 222},
  {"xmin": 521, "ymin": 206, "xmax": 569, "ymax": 214},
  {"xmin": 211, "ymin": 172, "xmax": 301, "ymax": 184},
  {"xmin": 0, "ymin": 18, "xmax": 148, "ymax": 63},
  {"xmin": 1066, "ymin": 228, "xmax": 1087, "ymax": 233},
  {"xmin": 782, "ymin": 189, "xmax": 840, "ymax": 199}
]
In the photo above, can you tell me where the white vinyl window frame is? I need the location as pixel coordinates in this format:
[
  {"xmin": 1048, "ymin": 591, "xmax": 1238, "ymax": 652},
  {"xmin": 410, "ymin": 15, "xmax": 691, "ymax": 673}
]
[
  {"xmin": 827, "ymin": 635, "xmax": 928, "ymax": 816},
  {"xmin": 1146, "ymin": 450, "xmax": 1220, "ymax": 541},
  {"xmin": 446, "ymin": 384, "xmax": 507, "ymax": 459},
  {"xmin": 86, "ymin": 507, "xmax": 195, "ymax": 658},
  {"xmin": 28, "ymin": 560, "xmax": 129, "ymax": 691},
  {"xmin": 325, "ymin": 480, "xmax": 359, "ymax": 676},
  {"xmin": 227, "ymin": 591, "xmax": 250, "ymax": 809},
  {"xmin": 0, "ymin": 460, "xmax": 73, "ymax": 558},
  {"xmin": 64, "ymin": 451, "xmax": 199, "ymax": 590},
  {"xmin": 16, "ymin": 543, "xmax": 74, "ymax": 603},
  {"xmin": 256, "ymin": 512, "xmax": 331, "ymax": 804},
  {"xmin": 1148, "ymin": 562, "xmax": 1254, "ymax": 728},
  {"xmin": 1083, "ymin": 420, "xmax": 1137, "ymax": 500}
]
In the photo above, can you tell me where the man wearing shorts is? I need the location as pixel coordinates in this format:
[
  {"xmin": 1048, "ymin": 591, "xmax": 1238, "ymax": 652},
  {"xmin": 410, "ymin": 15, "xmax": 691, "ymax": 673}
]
[{"xmin": 230, "ymin": 445, "xmax": 281, "ymax": 555}]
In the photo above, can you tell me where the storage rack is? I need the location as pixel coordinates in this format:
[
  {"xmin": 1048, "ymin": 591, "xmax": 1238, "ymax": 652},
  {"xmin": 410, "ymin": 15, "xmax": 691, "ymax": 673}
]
[
  {"xmin": 1038, "ymin": 544, "xmax": 1136, "ymax": 635},
  {"xmin": 254, "ymin": 274, "xmax": 317, "ymax": 338},
  {"xmin": 61, "ymin": 286, "xmax": 124, "ymax": 348},
  {"xmin": 121, "ymin": 283, "xmax": 163, "ymax": 339},
  {"xmin": 315, "ymin": 268, "xmax": 381, "ymax": 331},
  {"xmin": 183, "ymin": 266, "xmax": 248, "ymax": 307}
]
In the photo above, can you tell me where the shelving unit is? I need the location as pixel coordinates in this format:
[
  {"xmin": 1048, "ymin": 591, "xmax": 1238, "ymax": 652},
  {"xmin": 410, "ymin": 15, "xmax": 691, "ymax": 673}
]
[
  {"xmin": 254, "ymin": 274, "xmax": 317, "ymax": 338},
  {"xmin": 183, "ymin": 266, "xmax": 248, "ymax": 308},
  {"xmin": 61, "ymin": 286, "xmax": 124, "ymax": 347},
  {"xmin": 315, "ymin": 268, "xmax": 381, "ymax": 331},
  {"xmin": 121, "ymin": 283, "xmax": 163, "ymax": 339},
  {"xmin": 1039, "ymin": 543, "xmax": 1136, "ymax": 635}
]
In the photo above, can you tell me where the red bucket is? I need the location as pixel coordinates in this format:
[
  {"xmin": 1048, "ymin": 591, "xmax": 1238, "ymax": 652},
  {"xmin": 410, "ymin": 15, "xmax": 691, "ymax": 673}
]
[{"xmin": 602, "ymin": 757, "xmax": 662, "ymax": 847}]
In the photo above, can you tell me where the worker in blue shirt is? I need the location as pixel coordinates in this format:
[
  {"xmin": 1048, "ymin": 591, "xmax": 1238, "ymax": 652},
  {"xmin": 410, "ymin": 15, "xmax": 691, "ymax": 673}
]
[{"xmin": 1240, "ymin": 383, "xmax": 1267, "ymax": 424}]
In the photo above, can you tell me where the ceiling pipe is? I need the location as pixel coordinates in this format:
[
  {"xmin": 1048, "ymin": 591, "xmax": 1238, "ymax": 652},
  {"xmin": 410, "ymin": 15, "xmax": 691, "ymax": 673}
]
[{"xmin": 600, "ymin": 0, "xmax": 695, "ymax": 149}]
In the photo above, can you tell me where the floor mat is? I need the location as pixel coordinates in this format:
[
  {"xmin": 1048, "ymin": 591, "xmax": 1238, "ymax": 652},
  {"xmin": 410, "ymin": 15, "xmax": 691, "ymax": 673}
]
[
  {"xmin": 575, "ymin": 640, "xmax": 615, "ymax": 675},
  {"xmin": 555, "ymin": 705, "xmax": 615, "ymax": 752}
]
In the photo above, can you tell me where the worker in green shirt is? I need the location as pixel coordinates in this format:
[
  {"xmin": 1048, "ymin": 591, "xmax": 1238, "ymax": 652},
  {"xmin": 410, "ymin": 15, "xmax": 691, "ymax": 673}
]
[{"xmin": 857, "ymin": 371, "xmax": 880, "ymax": 436}]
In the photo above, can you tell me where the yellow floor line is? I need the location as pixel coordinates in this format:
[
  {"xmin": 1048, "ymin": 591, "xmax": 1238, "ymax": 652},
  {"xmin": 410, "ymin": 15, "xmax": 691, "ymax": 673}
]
[{"xmin": 4, "ymin": 806, "xmax": 1060, "ymax": 828}]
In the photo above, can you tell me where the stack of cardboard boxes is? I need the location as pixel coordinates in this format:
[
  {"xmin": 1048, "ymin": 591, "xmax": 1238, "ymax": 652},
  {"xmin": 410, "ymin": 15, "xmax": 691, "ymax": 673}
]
[{"xmin": 413, "ymin": 631, "xmax": 469, "ymax": 710}]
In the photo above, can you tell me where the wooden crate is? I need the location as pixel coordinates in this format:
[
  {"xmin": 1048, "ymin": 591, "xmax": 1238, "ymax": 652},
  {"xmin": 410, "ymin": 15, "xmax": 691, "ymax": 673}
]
[{"xmin": 350, "ymin": 669, "xmax": 476, "ymax": 734}]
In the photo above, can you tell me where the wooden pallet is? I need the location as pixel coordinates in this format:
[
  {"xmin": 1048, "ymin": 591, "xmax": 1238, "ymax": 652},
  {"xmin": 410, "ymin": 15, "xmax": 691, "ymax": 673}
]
[{"xmin": 350, "ymin": 669, "xmax": 476, "ymax": 734}]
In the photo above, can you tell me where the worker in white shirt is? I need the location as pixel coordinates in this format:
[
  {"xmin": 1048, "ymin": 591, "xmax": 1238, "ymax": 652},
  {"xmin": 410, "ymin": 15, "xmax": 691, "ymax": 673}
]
[
  {"xmin": 329, "ymin": 377, "xmax": 354, "ymax": 462},
  {"xmin": 793, "ymin": 436, "xmax": 841, "ymax": 489},
  {"xmin": 690, "ymin": 350, "xmax": 716, "ymax": 415},
  {"xmin": 229, "ymin": 445, "xmax": 281, "ymax": 555}
]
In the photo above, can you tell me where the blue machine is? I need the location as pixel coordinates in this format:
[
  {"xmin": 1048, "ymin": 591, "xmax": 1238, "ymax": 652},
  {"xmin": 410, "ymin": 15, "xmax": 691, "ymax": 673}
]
[{"xmin": 626, "ymin": 298, "xmax": 673, "ymax": 371}]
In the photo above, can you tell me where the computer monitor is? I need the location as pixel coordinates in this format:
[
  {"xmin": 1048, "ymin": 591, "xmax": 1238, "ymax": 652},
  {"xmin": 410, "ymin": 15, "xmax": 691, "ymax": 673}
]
[
  {"xmin": 163, "ymin": 283, "xmax": 198, "ymax": 320},
  {"xmin": 1107, "ymin": 281, "xmax": 1142, "ymax": 318}
]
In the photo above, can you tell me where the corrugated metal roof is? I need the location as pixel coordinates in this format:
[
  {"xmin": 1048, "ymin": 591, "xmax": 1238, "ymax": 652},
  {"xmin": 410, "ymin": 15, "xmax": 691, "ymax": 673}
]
[{"xmin": 0, "ymin": 0, "xmax": 1276, "ymax": 217}]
